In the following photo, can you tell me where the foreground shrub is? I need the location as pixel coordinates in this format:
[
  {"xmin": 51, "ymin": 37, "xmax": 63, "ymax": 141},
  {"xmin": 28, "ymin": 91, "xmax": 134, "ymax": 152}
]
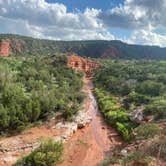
[
  {"xmin": 116, "ymin": 122, "xmax": 131, "ymax": 141},
  {"xmin": 0, "ymin": 55, "xmax": 84, "ymax": 134},
  {"xmin": 144, "ymin": 136, "xmax": 166, "ymax": 161},
  {"xmin": 144, "ymin": 99, "xmax": 166, "ymax": 121},
  {"xmin": 135, "ymin": 123, "xmax": 161, "ymax": 140},
  {"xmin": 94, "ymin": 88, "xmax": 136, "ymax": 142},
  {"xmin": 14, "ymin": 139, "xmax": 63, "ymax": 166},
  {"xmin": 122, "ymin": 151, "xmax": 152, "ymax": 166},
  {"xmin": 106, "ymin": 109, "xmax": 129, "ymax": 125}
]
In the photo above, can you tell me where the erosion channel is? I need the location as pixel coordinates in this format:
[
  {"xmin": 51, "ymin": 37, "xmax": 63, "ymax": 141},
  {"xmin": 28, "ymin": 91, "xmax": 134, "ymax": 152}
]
[{"xmin": 59, "ymin": 74, "xmax": 122, "ymax": 166}]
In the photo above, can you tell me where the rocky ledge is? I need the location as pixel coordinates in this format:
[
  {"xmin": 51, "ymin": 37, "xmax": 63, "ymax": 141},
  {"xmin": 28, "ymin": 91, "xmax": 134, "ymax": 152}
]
[{"xmin": 53, "ymin": 107, "xmax": 92, "ymax": 143}]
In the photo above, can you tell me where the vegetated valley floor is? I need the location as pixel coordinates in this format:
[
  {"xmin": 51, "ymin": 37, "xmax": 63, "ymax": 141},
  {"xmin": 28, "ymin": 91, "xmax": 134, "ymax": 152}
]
[
  {"xmin": 0, "ymin": 74, "xmax": 122, "ymax": 166},
  {"xmin": 59, "ymin": 76, "xmax": 122, "ymax": 166}
]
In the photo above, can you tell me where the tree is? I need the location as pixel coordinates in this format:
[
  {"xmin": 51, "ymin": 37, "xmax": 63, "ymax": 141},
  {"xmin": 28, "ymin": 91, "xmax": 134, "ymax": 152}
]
[{"xmin": 135, "ymin": 80, "xmax": 164, "ymax": 96}]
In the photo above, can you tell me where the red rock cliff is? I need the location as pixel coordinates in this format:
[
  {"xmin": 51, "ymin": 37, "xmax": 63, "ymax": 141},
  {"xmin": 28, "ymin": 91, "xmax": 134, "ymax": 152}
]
[
  {"xmin": 101, "ymin": 47, "xmax": 120, "ymax": 58},
  {"xmin": 0, "ymin": 40, "xmax": 10, "ymax": 57},
  {"xmin": 68, "ymin": 53, "xmax": 101, "ymax": 77}
]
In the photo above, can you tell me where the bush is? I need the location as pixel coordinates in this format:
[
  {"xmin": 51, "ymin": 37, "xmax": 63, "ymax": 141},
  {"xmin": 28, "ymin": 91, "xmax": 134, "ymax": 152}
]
[
  {"xmin": 116, "ymin": 122, "xmax": 131, "ymax": 141},
  {"xmin": 135, "ymin": 123, "xmax": 161, "ymax": 140},
  {"xmin": 97, "ymin": 157, "xmax": 118, "ymax": 166},
  {"xmin": 0, "ymin": 55, "xmax": 84, "ymax": 134},
  {"xmin": 94, "ymin": 88, "xmax": 135, "ymax": 142},
  {"xmin": 106, "ymin": 109, "xmax": 129, "ymax": 125},
  {"xmin": 122, "ymin": 151, "xmax": 152, "ymax": 166},
  {"xmin": 124, "ymin": 91, "xmax": 150, "ymax": 106},
  {"xmin": 144, "ymin": 136, "xmax": 166, "ymax": 161},
  {"xmin": 135, "ymin": 80, "xmax": 164, "ymax": 97},
  {"xmin": 144, "ymin": 99, "xmax": 166, "ymax": 121},
  {"xmin": 14, "ymin": 139, "xmax": 63, "ymax": 166}
]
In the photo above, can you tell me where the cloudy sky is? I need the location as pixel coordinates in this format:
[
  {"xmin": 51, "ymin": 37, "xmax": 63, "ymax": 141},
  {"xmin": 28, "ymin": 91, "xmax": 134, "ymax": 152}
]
[{"xmin": 0, "ymin": 0, "xmax": 166, "ymax": 47}]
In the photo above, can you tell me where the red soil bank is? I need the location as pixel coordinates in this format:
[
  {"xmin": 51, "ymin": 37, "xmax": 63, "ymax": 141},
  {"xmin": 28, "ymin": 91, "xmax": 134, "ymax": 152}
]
[
  {"xmin": 67, "ymin": 53, "xmax": 101, "ymax": 76},
  {"xmin": 102, "ymin": 47, "xmax": 120, "ymax": 58},
  {"xmin": 0, "ymin": 40, "xmax": 10, "ymax": 57}
]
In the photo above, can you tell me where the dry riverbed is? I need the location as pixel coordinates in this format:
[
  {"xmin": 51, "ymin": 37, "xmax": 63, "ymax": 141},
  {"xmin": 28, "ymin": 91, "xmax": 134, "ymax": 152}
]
[{"xmin": 0, "ymin": 76, "xmax": 122, "ymax": 166}]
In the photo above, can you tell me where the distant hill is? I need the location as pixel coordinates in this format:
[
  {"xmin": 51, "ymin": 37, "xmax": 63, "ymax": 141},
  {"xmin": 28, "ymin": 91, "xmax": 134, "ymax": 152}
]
[{"xmin": 0, "ymin": 34, "xmax": 166, "ymax": 59}]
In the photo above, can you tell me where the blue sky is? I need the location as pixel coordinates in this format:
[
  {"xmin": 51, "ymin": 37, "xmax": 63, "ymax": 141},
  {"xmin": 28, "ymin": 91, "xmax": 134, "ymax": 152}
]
[
  {"xmin": 46, "ymin": 0, "xmax": 124, "ymax": 11},
  {"xmin": 0, "ymin": 0, "xmax": 166, "ymax": 47}
]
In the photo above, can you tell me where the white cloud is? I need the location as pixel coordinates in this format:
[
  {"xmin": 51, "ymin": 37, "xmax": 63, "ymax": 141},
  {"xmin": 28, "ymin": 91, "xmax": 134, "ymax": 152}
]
[
  {"xmin": 99, "ymin": 0, "xmax": 166, "ymax": 29},
  {"xmin": 0, "ymin": 0, "xmax": 100, "ymax": 29},
  {"xmin": 0, "ymin": 0, "xmax": 165, "ymax": 47},
  {"xmin": 98, "ymin": 0, "xmax": 166, "ymax": 47},
  {"xmin": 127, "ymin": 29, "xmax": 166, "ymax": 47},
  {"xmin": 0, "ymin": 0, "xmax": 115, "ymax": 40}
]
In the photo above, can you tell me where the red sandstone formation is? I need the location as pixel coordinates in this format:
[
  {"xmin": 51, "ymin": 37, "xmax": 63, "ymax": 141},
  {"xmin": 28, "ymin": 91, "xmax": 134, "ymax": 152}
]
[
  {"xmin": 101, "ymin": 47, "xmax": 120, "ymax": 58},
  {"xmin": 0, "ymin": 40, "xmax": 10, "ymax": 57},
  {"xmin": 67, "ymin": 53, "xmax": 101, "ymax": 77}
]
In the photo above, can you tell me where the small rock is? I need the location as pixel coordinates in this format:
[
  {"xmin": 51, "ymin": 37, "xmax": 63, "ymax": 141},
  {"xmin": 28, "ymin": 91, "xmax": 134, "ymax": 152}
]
[
  {"xmin": 77, "ymin": 123, "xmax": 85, "ymax": 129},
  {"xmin": 120, "ymin": 149, "xmax": 128, "ymax": 157},
  {"xmin": 3, "ymin": 156, "xmax": 17, "ymax": 163},
  {"xmin": 70, "ymin": 159, "xmax": 72, "ymax": 163}
]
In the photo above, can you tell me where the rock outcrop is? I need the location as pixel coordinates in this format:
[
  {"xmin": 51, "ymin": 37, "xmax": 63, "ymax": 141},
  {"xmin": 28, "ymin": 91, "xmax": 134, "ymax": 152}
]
[
  {"xmin": 0, "ymin": 40, "xmax": 10, "ymax": 57},
  {"xmin": 68, "ymin": 53, "xmax": 101, "ymax": 77},
  {"xmin": 101, "ymin": 47, "xmax": 120, "ymax": 58}
]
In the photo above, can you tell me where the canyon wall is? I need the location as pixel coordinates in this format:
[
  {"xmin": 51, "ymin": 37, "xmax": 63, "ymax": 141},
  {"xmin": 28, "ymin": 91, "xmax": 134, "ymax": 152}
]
[
  {"xmin": 0, "ymin": 40, "xmax": 10, "ymax": 57},
  {"xmin": 68, "ymin": 53, "xmax": 101, "ymax": 76}
]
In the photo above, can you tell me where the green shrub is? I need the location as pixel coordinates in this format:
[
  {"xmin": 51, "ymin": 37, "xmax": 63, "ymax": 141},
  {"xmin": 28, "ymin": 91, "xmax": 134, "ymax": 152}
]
[
  {"xmin": 125, "ymin": 91, "xmax": 150, "ymax": 106},
  {"xmin": 135, "ymin": 123, "xmax": 161, "ymax": 140},
  {"xmin": 0, "ymin": 55, "xmax": 84, "ymax": 134},
  {"xmin": 14, "ymin": 139, "xmax": 63, "ymax": 166},
  {"xmin": 122, "ymin": 151, "xmax": 152, "ymax": 166},
  {"xmin": 144, "ymin": 99, "xmax": 166, "ymax": 121},
  {"xmin": 135, "ymin": 80, "xmax": 164, "ymax": 97},
  {"xmin": 116, "ymin": 122, "xmax": 131, "ymax": 141},
  {"xmin": 106, "ymin": 109, "xmax": 129, "ymax": 125},
  {"xmin": 144, "ymin": 136, "xmax": 166, "ymax": 161},
  {"xmin": 94, "ymin": 88, "xmax": 135, "ymax": 142},
  {"xmin": 97, "ymin": 157, "xmax": 118, "ymax": 166}
]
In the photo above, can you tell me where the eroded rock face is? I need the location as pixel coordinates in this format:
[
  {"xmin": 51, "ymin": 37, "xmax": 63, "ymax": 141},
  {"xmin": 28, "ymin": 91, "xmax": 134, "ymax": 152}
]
[
  {"xmin": 0, "ymin": 40, "xmax": 10, "ymax": 57},
  {"xmin": 68, "ymin": 53, "xmax": 101, "ymax": 76},
  {"xmin": 101, "ymin": 47, "xmax": 120, "ymax": 58}
]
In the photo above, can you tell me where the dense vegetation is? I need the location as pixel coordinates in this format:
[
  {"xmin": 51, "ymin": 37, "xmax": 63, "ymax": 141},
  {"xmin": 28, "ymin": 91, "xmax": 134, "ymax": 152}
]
[
  {"xmin": 94, "ymin": 88, "xmax": 136, "ymax": 141},
  {"xmin": 1, "ymin": 34, "xmax": 166, "ymax": 59},
  {"xmin": 94, "ymin": 59, "xmax": 166, "ymax": 165},
  {"xmin": 94, "ymin": 60, "xmax": 166, "ymax": 123},
  {"xmin": 0, "ymin": 54, "xmax": 84, "ymax": 135},
  {"xmin": 14, "ymin": 139, "xmax": 63, "ymax": 166}
]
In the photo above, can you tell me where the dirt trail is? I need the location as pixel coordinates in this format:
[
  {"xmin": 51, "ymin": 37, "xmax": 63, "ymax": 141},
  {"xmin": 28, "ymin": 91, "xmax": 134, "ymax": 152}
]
[
  {"xmin": 59, "ymin": 76, "xmax": 122, "ymax": 166},
  {"xmin": 0, "ymin": 75, "xmax": 122, "ymax": 166}
]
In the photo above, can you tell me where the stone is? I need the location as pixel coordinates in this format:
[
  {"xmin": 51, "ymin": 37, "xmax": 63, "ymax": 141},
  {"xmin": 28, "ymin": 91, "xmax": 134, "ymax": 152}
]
[
  {"xmin": 54, "ymin": 122, "xmax": 66, "ymax": 129},
  {"xmin": 3, "ymin": 156, "xmax": 17, "ymax": 163},
  {"xmin": 120, "ymin": 149, "xmax": 128, "ymax": 157},
  {"xmin": 54, "ymin": 136, "xmax": 62, "ymax": 142},
  {"xmin": 77, "ymin": 123, "xmax": 85, "ymax": 129},
  {"xmin": 130, "ymin": 106, "xmax": 144, "ymax": 122}
]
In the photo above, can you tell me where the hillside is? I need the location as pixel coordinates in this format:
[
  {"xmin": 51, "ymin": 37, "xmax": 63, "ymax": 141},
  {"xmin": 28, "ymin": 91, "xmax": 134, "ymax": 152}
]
[{"xmin": 0, "ymin": 34, "xmax": 166, "ymax": 59}]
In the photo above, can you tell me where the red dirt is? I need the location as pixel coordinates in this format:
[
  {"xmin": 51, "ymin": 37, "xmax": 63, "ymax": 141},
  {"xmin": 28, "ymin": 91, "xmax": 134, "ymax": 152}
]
[
  {"xmin": 0, "ymin": 40, "xmax": 10, "ymax": 57},
  {"xmin": 0, "ymin": 76, "xmax": 122, "ymax": 166},
  {"xmin": 67, "ymin": 53, "xmax": 101, "ymax": 76},
  {"xmin": 0, "ymin": 121, "xmax": 65, "ymax": 166},
  {"xmin": 101, "ymin": 47, "xmax": 120, "ymax": 58}
]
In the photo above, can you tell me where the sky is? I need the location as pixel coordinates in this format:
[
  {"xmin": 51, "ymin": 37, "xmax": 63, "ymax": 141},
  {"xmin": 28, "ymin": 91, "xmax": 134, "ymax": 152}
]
[{"xmin": 0, "ymin": 0, "xmax": 166, "ymax": 47}]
